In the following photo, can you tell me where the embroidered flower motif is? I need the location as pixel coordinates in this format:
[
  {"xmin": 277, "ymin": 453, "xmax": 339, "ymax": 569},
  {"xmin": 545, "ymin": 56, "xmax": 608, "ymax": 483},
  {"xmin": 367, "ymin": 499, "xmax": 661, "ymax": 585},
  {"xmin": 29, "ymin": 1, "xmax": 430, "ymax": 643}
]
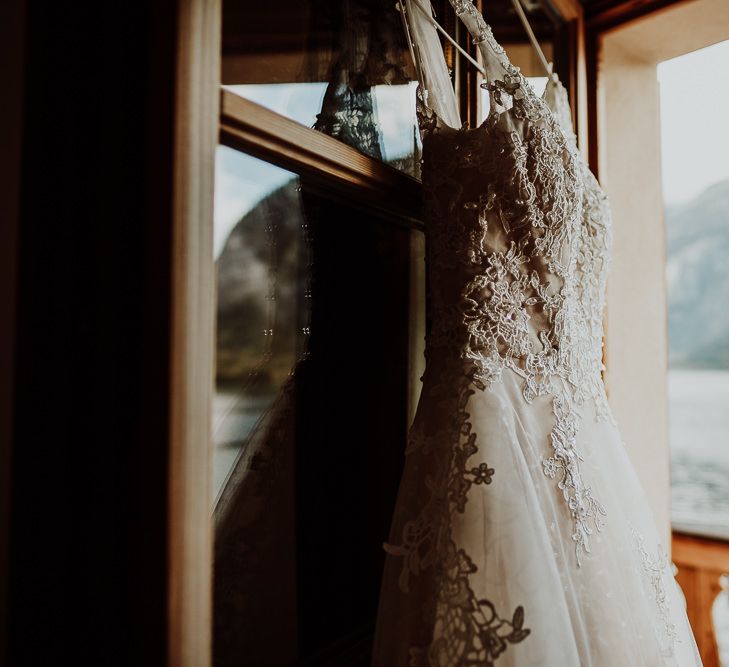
[
  {"xmin": 631, "ymin": 527, "xmax": 679, "ymax": 656},
  {"xmin": 470, "ymin": 462, "xmax": 495, "ymax": 485},
  {"xmin": 542, "ymin": 457, "xmax": 562, "ymax": 478}
]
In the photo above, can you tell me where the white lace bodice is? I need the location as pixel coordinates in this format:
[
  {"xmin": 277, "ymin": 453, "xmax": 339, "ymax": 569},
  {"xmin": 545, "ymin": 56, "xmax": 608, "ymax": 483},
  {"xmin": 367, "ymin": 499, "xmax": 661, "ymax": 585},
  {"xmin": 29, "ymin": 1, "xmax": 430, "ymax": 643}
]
[{"xmin": 414, "ymin": 0, "xmax": 613, "ymax": 565}]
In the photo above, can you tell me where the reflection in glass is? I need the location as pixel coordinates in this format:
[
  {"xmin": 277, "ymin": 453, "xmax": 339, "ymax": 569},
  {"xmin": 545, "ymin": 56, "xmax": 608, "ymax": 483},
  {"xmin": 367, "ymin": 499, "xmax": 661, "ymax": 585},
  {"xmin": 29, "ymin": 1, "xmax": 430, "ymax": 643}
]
[
  {"xmin": 225, "ymin": 82, "xmax": 422, "ymax": 174},
  {"xmin": 213, "ymin": 147, "xmax": 310, "ymax": 500},
  {"xmin": 223, "ymin": 0, "xmax": 422, "ymax": 175},
  {"xmin": 212, "ymin": 147, "xmax": 416, "ymax": 666}
]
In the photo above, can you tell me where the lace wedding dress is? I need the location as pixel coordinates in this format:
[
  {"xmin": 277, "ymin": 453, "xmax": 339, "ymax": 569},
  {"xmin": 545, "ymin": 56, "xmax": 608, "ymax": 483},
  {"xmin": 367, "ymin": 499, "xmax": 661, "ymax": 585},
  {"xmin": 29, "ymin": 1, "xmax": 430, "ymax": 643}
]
[{"xmin": 372, "ymin": 1, "xmax": 702, "ymax": 665}]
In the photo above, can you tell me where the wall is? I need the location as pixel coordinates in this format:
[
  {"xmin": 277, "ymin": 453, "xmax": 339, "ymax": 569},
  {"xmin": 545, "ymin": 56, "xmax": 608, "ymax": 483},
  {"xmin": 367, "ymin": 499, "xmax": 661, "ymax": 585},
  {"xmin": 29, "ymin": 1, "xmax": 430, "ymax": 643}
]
[{"xmin": 599, "ymin": 0, "xmax": 729, "ymax": 546}]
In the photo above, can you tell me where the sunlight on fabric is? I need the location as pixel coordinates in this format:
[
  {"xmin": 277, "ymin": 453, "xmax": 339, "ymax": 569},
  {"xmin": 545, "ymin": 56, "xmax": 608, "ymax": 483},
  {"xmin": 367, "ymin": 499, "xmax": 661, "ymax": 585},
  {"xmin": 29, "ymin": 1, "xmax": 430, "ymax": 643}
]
[{"xmin": 479, "ymin": 76, "xmax": 548, "ymax": 122}]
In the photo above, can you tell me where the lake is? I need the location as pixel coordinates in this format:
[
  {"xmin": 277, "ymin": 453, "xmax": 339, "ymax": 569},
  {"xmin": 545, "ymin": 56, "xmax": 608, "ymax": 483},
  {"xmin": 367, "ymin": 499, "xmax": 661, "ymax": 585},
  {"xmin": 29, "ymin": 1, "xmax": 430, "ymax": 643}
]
[{"xmin": 669, "ymin": 369, "xmax": 729, "ymax": 539}]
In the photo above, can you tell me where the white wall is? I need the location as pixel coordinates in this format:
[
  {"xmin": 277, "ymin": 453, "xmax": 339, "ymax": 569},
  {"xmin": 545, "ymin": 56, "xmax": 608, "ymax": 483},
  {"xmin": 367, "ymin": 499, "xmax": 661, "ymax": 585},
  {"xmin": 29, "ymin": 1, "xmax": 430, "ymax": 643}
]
[{"xmin": 599, "ymin": 0, "xmax": 729, "ymax": 546}]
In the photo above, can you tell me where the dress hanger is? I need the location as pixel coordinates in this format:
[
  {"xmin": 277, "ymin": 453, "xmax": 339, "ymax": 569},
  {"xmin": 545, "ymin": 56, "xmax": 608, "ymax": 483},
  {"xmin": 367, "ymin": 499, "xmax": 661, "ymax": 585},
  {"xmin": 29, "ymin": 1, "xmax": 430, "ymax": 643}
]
[
  {"xmin": 507, "ymin": 0, "xmax": 555, "ymax": 79},
  {"xmin": 397, "ymin": 0, "xmax": 487, "ymax": 78},
  {"xmin": 398, "ymin": 0, "xmax": 554, "ymax": 81}
]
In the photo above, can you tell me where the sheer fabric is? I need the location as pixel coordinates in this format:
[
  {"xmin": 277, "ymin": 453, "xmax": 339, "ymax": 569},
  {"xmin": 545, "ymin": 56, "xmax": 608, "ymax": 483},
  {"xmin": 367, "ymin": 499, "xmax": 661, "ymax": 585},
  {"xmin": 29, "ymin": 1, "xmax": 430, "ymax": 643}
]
[{"xmin": 372, "ymin": 2, "xmax": 702, "ymax": 665}]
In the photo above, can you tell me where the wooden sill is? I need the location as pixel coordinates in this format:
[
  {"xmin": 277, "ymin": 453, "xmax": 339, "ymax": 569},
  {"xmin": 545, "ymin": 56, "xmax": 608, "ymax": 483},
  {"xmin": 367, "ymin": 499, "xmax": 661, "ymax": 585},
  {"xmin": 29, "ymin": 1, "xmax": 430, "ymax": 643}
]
[{"xmin": 219, "ymin": 89, "xmax": 424, "ymax": 230}]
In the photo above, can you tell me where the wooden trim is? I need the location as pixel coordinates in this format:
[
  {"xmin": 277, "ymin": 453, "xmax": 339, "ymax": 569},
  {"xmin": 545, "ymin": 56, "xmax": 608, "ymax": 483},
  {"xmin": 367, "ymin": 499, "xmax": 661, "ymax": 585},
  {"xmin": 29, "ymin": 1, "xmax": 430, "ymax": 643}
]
[
  {"xmin": 168, "ymin": 0, "xmax": 221, "ymax": 665},
  {"xmin": 674, "ymin": 532, "xmax": 729, "ymax": 573},
  {"xmin": 586, "ymin": 0, "xmax": 688, "ymax": 33},
  {"xmin": 547, "ymin": 0, "xmax": 583, "ymax": 22},
  {"xmin": 673, "ymin": 532, "xmax": 729, "ymax": 666},
  {"xmin": 584, "ymin": 0, "xmax": 699, "ymax": 179},
  {"xmin": 541, "ymin": 1, "xmax": 589, "ymax": 154},
  {"xmin": 459, "ymin": 2, "xmax": 480, "ymax": 130},
  {"xmin": 557, "ymin": 8, "xmax": 590, "ymax": 156},
  {"xmin": 547, "ymin": 0, "xmax": 589, "ymax": 156},
  {"xmin": 219, "ymin": 90, "xmax": 424, "ymax": 229},
  {"xmin": 573, "ymin": 11, "xmax": 589, "ymax": 154}
]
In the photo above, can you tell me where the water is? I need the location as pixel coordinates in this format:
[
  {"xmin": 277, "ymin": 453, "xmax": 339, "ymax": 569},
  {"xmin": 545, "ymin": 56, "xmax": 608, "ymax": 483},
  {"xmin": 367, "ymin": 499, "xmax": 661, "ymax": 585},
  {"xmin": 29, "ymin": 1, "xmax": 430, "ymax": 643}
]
[
  {"xmin": 212, "ymin": 390, "xmax": 276, "ymax": 502},
  {"xmin": 668, "ymin": 369, "xmax": 729, "ymax": 663},
  {"xmin": 669, "ymin": 369, "xmax": 729, "ymax": 539}
]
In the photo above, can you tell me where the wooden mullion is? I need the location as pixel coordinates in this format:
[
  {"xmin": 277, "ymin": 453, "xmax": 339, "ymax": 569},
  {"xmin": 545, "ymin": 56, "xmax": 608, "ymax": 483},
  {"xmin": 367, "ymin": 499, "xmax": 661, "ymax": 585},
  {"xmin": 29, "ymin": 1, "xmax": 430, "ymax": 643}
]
[
  {"xmin": 585, "ymin": 27, "xmax": 600, "ymax": 176},
  {"xmin": 542, "ymin": 0, "xmax": 589, "ymax": 155},
  {"xmin": 547, "ymin": 0, "xmax": 582, "ymax": 21},
  {"xmin": 168, "ymin": 0, "xmax": 221, "ymax": 665}
]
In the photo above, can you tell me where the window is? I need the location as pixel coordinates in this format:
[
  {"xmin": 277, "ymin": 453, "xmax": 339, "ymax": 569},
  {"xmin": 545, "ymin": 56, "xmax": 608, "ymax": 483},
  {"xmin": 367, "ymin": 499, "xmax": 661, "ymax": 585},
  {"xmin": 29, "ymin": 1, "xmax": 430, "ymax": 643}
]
[
  {"xmin": 658, "ymin": 42, "xmax": 729, "ymax": 665},
  {"xmin": 211, "ymin": 0, "xmax": 569, "ymax": 663},
  {"xmin": 658, "ymin": 40, "xmax": 729, "ymax": 543}
]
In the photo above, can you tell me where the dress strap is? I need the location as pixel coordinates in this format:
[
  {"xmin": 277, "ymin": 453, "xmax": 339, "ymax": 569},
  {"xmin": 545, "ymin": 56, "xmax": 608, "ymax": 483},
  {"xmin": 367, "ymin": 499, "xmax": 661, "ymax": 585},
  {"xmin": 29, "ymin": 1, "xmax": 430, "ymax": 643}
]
[
  {"xmin": 398, "ymin": 0, "xmax": 461, "ymax": 130},
  {"xmin": 449, "ymin": 0, "xmax": 520, "ymax": 81},
  {"xmin": 407, "ymin": 0, "xmax": 486, "ymax": 77},
  {"xmin": 401, "ymin": 0, "xmax": 549, "ymax": 131},
  {"xmin": 448, "ymin": 0, "xmax": 553, "ymax": 121}
]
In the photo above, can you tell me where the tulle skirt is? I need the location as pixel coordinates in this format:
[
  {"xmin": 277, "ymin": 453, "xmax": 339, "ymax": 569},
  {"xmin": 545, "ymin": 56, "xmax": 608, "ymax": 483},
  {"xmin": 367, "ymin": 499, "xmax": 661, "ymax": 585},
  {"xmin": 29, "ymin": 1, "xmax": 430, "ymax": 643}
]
[{"xmin": 373, "ymin": 363, "xmax": 702, "ymax": 666}]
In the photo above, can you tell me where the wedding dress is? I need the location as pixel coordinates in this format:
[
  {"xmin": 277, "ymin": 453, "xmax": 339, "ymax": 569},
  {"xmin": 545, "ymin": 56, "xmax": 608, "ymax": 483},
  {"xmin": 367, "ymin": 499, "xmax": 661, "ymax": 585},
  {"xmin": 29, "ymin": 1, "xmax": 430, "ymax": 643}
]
[{"xmin": 372, "ymin": 1, "xmax": 702, "ymax": 665}]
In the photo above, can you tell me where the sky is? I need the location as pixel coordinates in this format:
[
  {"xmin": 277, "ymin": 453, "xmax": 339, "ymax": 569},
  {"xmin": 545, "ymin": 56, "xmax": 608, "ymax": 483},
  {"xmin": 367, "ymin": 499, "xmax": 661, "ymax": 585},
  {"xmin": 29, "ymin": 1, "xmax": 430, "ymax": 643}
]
[{"xmin": 658, "ymin": 39, "xmax": 729, "ymax": 205}]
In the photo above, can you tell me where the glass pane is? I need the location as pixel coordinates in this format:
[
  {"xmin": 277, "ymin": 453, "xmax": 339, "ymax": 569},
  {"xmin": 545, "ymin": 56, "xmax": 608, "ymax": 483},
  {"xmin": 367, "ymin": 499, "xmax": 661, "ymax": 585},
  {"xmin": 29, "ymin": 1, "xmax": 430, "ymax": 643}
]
[
  {"xmin": 223, "ymin": 0, "xmax": 423, "ymax": 176},
  {"xmin": 659, "ymin": 41, "xmax": 729, "ymax": 541},
  {"xmin": 213, "ymin": 146, "xmax": 421, "ymax": 665},
  {"xmin": 213, "ymin": 147, "xmax": 309, "ymax": 499}
]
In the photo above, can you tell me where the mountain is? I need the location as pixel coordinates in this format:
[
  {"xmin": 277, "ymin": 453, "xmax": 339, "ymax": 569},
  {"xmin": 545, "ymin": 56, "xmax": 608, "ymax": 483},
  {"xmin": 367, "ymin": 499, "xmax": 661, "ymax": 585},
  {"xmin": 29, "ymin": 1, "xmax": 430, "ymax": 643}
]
[
  {"xmin": 666, "ymin": 179, "xmax": 729, "ymax": 369},
  {"xmin": 216, "ymin": 180, "xmax": 307, "ymax": 387}
]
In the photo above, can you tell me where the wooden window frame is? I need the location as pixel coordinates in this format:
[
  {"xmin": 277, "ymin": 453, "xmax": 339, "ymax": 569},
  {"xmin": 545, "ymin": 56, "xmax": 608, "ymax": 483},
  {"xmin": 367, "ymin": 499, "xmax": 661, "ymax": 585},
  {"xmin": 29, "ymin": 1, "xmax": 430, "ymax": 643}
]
[
  {"xmin": 167, "ymin": 1, "xmax": 221, "ymax": 665},
  {"xmin": 0, "ymin": 0, "xmax": 583, "ymax": 664}
]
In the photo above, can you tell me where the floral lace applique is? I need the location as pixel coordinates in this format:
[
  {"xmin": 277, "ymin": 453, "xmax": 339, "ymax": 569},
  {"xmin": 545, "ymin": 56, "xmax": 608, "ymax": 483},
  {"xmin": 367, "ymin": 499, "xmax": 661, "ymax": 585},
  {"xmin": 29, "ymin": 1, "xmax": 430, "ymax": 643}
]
[
  {"xmin": 631, "ymin": 527, "xmax": 679, "ymax": 656},
  {"xmin": 410, "ymin": 544, "xmax": 531, "ymax": 667},
  {"xmin": 385, "ymin": 375, "xmax": 531, "ymax": 665}
]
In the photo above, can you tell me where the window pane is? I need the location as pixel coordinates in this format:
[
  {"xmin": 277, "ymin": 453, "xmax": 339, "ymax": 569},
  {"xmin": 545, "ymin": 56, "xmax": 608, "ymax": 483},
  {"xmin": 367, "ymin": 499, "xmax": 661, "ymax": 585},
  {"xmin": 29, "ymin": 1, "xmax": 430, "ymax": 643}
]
[
  {"xmin": 213, "ymin": 146, "xmax": 421, "ymax": 664},
  {"xmin": 659, "ymin": 41, "xmax": 729, "ymax": 541},
  {"xmin": 213, "ymin": 147, "xmax": 307, "ymax": 499}
]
